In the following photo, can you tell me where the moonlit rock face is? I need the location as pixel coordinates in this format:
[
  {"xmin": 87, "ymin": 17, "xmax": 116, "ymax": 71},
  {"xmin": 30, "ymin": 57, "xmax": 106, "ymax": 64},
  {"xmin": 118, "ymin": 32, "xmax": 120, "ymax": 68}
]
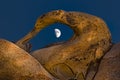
[{"xmin": 54, "ymin": 28, "xmax": 61, "ymax": 38}]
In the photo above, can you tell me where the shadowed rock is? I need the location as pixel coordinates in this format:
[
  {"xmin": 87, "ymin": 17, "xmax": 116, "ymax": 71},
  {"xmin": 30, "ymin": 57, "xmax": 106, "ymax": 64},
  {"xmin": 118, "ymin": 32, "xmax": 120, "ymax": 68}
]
[{"xmin": 93, "ymin": 43, "xmax": 120, "ymax": 80}]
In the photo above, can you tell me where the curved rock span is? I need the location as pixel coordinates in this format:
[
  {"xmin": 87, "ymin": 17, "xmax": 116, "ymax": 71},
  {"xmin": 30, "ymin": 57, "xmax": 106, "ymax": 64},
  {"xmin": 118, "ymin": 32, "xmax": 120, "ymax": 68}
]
[{"xmin": 15, "ymin": 10, "xmax": 112, "ymax": 80}]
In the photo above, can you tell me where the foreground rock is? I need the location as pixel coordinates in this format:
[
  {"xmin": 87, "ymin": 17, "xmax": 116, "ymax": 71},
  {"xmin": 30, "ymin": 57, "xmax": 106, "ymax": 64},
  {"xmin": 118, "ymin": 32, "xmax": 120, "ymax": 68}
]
[
  {"xmin": 0, "ymin": 39, "xmax": 56, "ymax": 80},
  {"xmin": 94, "ymin": 43, "xmax": 120, "ymax": 80}
]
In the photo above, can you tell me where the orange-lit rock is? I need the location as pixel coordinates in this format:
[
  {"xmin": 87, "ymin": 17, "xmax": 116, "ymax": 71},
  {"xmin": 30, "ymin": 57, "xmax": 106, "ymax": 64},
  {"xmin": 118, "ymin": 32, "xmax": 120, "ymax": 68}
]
[
  {"xmin": 30, "ymin": 10, "xmax": 112, "ymax": 79},
  {"xmin": 0, "ymin": 39, "xmax": 56, "ymax": 80}
]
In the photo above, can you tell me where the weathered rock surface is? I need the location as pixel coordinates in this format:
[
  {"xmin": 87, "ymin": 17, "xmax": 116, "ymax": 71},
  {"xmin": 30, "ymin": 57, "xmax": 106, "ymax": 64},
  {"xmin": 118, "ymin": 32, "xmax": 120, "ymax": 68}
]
[
  {"xmin": 29, "ymin": 10, "xmax": 112, "ymax": 80},
  {"xmin": 0, "ymin": 39, "xmax": 56, "ymax": 80},
  {"xmin": 94, "ymin": 43, "xmax": 120, "ymax": 80},
  {"xmin": 1, "ymin": 10, "xmax": 119, "ymax": 80}
]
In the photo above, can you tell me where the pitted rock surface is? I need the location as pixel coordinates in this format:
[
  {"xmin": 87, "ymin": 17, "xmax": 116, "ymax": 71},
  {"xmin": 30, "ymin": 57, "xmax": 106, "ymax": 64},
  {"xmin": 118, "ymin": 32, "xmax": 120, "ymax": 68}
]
[{"xmin": 15, "ymin": 10, "xmax": 111, "ymax": 79}]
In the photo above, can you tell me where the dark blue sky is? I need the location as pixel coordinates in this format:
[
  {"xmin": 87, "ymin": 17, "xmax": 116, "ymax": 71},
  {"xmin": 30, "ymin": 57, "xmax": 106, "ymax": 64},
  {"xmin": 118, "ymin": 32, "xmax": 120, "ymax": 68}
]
[{"xmin": 0, "ymin": 0, "xmax": 120, "ymax": 51}]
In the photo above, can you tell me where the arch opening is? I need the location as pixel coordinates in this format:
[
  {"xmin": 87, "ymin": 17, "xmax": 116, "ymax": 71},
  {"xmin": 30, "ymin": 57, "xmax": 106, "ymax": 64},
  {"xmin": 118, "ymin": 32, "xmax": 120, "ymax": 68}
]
[{"xmin": 31, "ymin": 23, "xmax": 74, "ymax": 51}]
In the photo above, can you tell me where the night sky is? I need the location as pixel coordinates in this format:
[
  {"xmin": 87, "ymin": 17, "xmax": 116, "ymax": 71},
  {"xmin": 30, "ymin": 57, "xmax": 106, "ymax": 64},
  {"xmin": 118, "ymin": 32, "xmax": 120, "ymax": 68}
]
[{"xmin": 0, "ymin": 0, "xmax": 120, "ymax": 51}]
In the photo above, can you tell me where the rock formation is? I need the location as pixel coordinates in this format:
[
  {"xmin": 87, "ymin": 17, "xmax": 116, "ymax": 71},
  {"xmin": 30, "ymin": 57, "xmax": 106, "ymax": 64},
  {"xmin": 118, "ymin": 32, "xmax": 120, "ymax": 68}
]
[
  {"xmin": 0, "ymin": 10, "xmax": 119, "ymax": 80},
  {"xmin": 16, "ymin": 10, "xmax": 112, "ymax": 79},
  {"xmin": 94, "ymin": 43, "xmax": 120, "ymax": 80},
  {"xmin": 0, "ymin": 39, "xmax": 56, "ymax": 80}
]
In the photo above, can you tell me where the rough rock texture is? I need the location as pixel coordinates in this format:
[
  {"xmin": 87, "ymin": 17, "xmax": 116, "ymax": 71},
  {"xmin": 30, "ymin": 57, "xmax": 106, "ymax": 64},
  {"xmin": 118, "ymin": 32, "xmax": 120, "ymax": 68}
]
[
  {"xmin": 27, "ymin": 10, "xmax": 112, "ymax": 79},
  {"xmin": 0, "ymin": 10, "xmax": 115, "ymax": 80},
  {"xmin": 1, "ymin": 10, "xmax": 117, "ymax": 80},
  {"xmin": 0, "ymin": 39, "xmax": 55, "ymax": 80},
  {"xmin": 93, "ymin": 43, "xmax": 120, "ymax": 80}
]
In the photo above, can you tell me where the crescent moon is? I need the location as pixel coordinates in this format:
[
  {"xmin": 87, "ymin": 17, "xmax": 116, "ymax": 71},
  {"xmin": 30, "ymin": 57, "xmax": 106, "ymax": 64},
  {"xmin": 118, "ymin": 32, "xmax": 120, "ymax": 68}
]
[{"xmin": 54, "ymin": 28, "xmax": 61, "ymax": 38}]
